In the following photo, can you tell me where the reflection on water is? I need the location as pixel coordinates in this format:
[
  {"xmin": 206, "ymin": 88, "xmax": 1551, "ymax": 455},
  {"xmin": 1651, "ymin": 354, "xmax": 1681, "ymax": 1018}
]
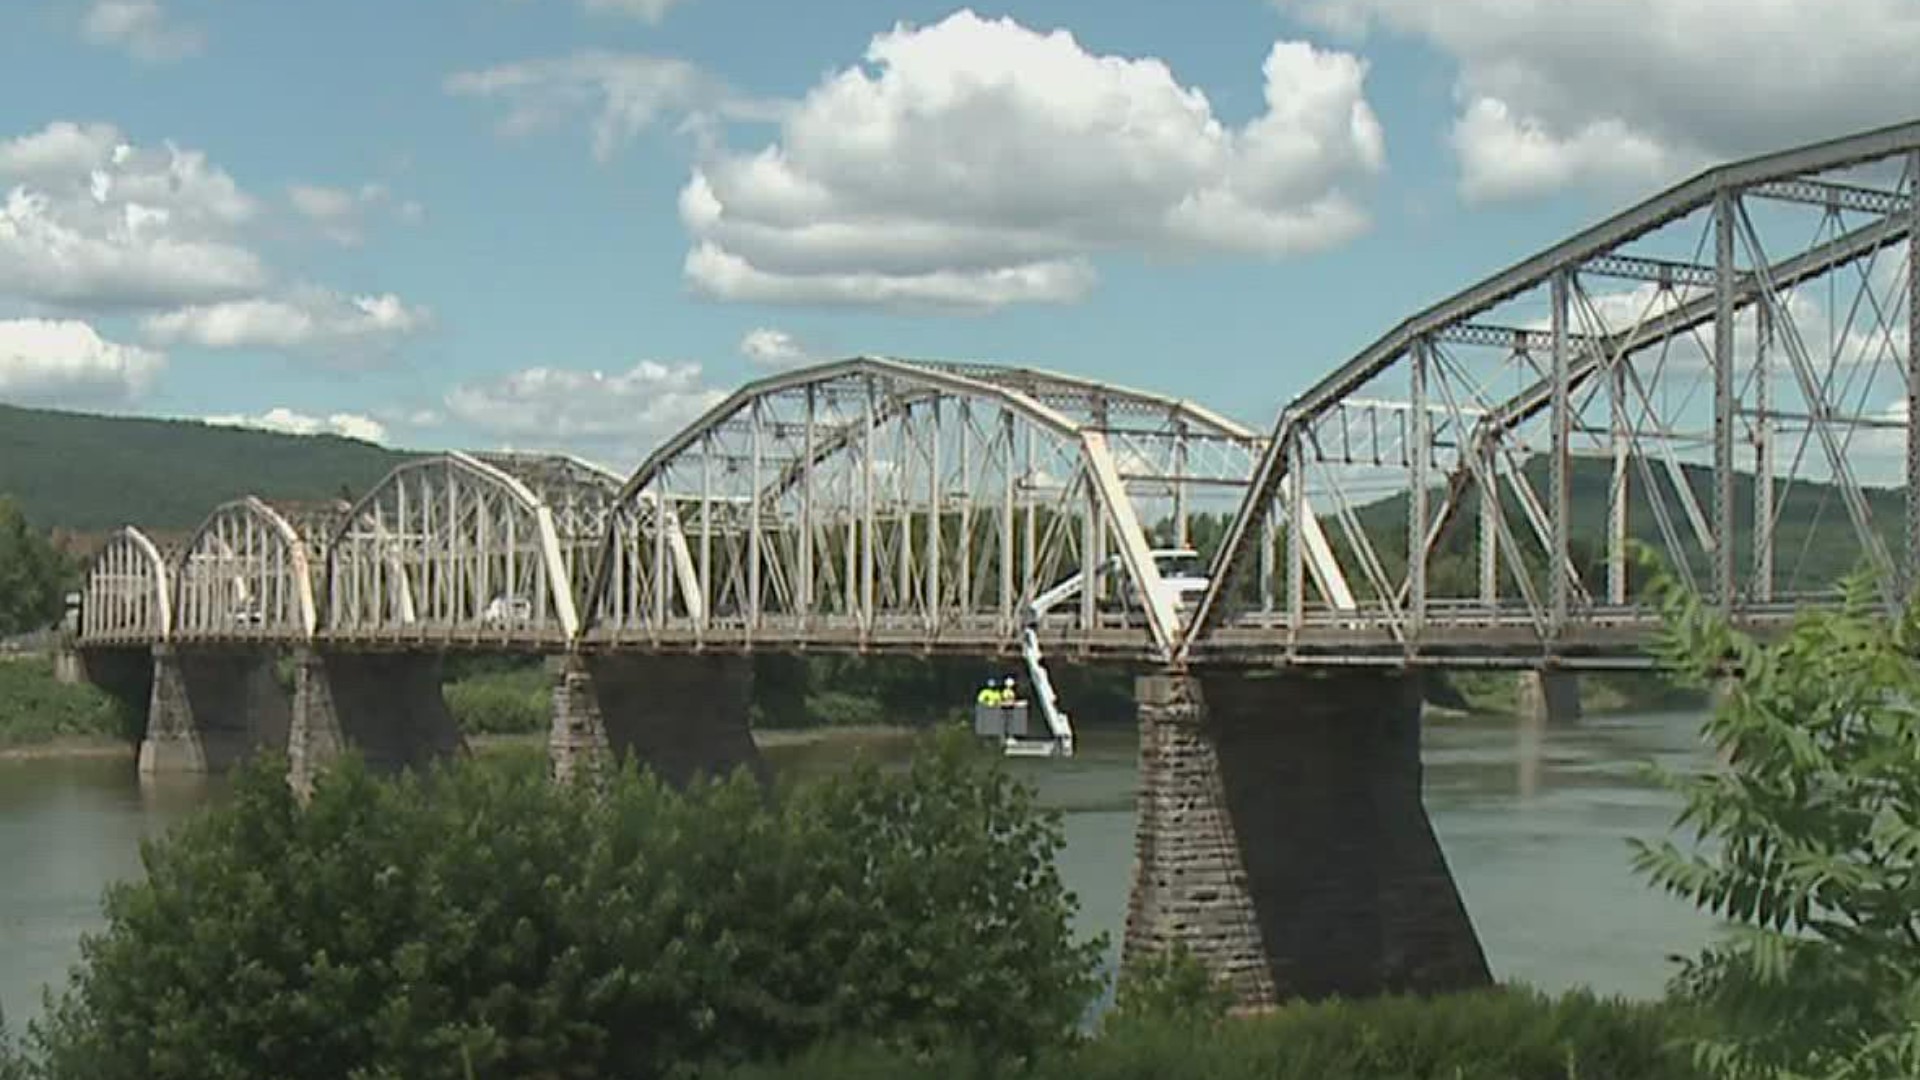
[{"xmin": 0, "ymin": 708, "xmax": 1717, "ymax": 1025}]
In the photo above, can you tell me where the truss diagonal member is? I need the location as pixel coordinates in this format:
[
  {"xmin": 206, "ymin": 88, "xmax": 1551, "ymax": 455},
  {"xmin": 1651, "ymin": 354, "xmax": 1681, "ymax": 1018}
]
[{"xmin": 1081, "ymin": 431, "xmax": 1177, "ymax": 658}]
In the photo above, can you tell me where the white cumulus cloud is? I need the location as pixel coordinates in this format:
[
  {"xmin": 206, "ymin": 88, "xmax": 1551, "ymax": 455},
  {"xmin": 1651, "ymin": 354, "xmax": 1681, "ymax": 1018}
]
[
  {"xmin": 679, "ymin": 10, "xmax": 1385, "ymax": 309},
  {"xmin": 0, "ymin": 121, "xmax": 264, "ymax": 308},
  {"xmin": 738, "ymin": 327, "xmax": 811, "ymax": 369},
  {"xmin": 142, "ymin": 289, "xmax": 431, "ymax": 354},
  {"xmin": 444, "ymin": 360, "xmax": 724, "ymax": 462},
  {"xmin": 81, "ymin": 0, "xmax": 203, "ymax": 63},
  {"xmin": 0, "ymin": 318, "xmax": 164, "ymax": 404},
  {"xmin": 203, "ymin": 407, "xmax": 389, "ymax": 443},
  {"xmin": 1274, "ymin": 0, "xmax": 1920, "ymax": 200}
]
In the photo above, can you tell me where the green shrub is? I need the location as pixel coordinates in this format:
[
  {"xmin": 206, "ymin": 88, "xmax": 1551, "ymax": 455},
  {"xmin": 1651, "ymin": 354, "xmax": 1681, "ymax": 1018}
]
[
  {"xmin": 0, "ymin": 1012, "xmax": 27, "ymax": 1080},
  {"xmin": 0, "ymin": 657, "xmax": 136, "ymax": 746},
  {"xmin": 1633, "ymin": 571, "xmax": 1920, "ymax": 1078},
  {"xmin": 31, "ymin": 730, "xmax": 1101, "ymax": 1079},
  {"xmin": 441, "ymin": 667, "xmax": 548, "ymax": 735},
  {"xmin": 1106, "ymin": 947, "xmax": 1232, "ymax": 1031},
  {"xmin": 713, "ymin": 988, "xmax": 1704, "ymax": 1080}
]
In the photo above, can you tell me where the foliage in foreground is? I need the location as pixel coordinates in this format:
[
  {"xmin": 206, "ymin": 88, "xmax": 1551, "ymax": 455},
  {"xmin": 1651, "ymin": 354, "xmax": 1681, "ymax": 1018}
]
[
  {"xmin": 0, "ymin": 657, "xmax": 136, "ymax": 747},
  {"xmin": 440, "ymin": 664, "xmax": 549, "ymax": 734},
  {"xmin": 29, "ymin": 733, "xmax": 1102, "ymax": 1080},
  {"xmin": 0, "ymin": 497, "xmax": 73, "ymax": 637},
  {"xmin": 1634, "ymin": 571, "xmax": 1920, "ymax": 1079},
  {"xmin": 712, "ymin": 987, "xmax": 1705, "ymax": 1080}
]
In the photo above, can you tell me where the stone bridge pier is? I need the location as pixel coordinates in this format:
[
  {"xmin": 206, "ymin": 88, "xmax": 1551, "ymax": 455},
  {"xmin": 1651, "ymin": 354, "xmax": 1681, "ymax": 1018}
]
[
  {"xmin": 139, "ymin": 645, "xmax": 291, "ymax": 775},
  {"xmin": 1517, "ymin": 669, "xmax": 1582, "ymax": 726},
  {"xmin": 286, "ymin": 648, "xmax": 466, "ymax": 796},
  {"xmin": 1125, "ymin": 668, "xmax": 1491, "ymax": 1005},
  {"xmin": 548, "ymin": 651, "xmax": 765, "ymax": 787}
]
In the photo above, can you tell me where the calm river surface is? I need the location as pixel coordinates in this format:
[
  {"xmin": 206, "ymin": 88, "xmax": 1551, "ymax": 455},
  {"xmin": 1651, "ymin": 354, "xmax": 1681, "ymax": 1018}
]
[{"xmin": 0, "ymin": 709, "xmax": 1717, "ymax": 1026}]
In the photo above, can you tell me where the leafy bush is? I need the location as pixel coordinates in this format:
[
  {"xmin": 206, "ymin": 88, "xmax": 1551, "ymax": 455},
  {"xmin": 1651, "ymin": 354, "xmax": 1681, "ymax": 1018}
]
[
  {"xmin": 713, "ymin": 989, "xmax": 1704, "ymax": 1080},
  {"xmin": 0, "ymin": 496, "xmax": 73, "ymax": 637},
  {"xmin": 1633, "ymin": 572, "xmax": 1920, "ymax": 1078},
  {"xmin": 441, "ymin": 666, "xmax": 548, "ymax": 735},
  {"xmin": 0, "ymin": 1013, "xmax": 27, "ymax": 1080},
  {"xmin": 31, "ymin": 731, "xmax": 1101, "ymax": 1079},
  {"xmin": 1106, "ymin": 946, "xmax": 1232, "ymax": 1031},
  {"xmin": 0, "ymin": 656, "xmax": 135, "ymax": 746}
]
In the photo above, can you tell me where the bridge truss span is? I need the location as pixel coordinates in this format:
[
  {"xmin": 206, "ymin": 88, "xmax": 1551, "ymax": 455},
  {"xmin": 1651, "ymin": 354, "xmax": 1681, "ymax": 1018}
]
[
  {"xmin": 82, "ymin": 527, "xmax": 173, "ymax": 646},
  {"xmin": 583, "ymin": 356, "xmax": 1265, "ymax": 659},
  {"xmin": 324, "ymin": 452, "xmax": 581, "ymax": 646},
  {"xmin": 174, "ymin": 497, "xmax": 318, "ymax": 644},
  {"xmin": 1191, "ymin": 119, "xmax": 1920, "ymax": 666}
]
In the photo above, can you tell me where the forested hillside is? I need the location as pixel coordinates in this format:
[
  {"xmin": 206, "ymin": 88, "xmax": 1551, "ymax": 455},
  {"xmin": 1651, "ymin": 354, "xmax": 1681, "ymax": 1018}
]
[{"xmin": 0, "ymin": 403, "xmax": 414, "ymax": 535}]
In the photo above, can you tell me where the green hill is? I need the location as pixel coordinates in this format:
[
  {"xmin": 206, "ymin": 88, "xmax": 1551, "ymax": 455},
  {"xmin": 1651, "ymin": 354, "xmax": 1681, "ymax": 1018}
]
[{"xmin": 0, "ymin": 403, "xmax": 415, "ymax": 536}]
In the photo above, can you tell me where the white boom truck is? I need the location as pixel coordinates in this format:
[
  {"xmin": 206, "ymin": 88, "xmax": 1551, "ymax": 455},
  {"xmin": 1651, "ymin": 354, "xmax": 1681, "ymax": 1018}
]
[{"xmin": 974, "ymin": 549, "xmax": 1210, "ymax": 758}]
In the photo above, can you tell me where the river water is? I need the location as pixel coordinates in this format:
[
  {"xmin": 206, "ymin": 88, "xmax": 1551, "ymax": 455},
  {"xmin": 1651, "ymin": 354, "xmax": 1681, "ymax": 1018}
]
[{"xmin": 0, "ymin": 709, "xmax": 1717, "ymax": 1027}]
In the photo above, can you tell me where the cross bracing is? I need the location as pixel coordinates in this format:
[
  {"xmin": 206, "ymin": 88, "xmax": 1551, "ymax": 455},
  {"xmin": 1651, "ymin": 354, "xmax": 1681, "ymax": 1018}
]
[{"xmin": 1188, "ymin": 118, "xmax": 1920, "ymax": 667}]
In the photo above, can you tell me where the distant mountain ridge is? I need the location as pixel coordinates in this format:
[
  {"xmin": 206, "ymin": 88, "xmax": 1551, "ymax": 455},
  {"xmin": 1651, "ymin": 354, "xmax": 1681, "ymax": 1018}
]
[{"xmin": 0, "ymin": 402, "xmax": 416, "ymax": 539}]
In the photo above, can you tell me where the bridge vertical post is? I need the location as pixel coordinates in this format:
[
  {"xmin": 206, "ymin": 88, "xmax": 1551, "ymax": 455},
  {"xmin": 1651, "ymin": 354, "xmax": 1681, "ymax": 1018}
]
[
  {"xmin": 1125, "ymin": 668, "xmax": 1491, "ymax": 1005},
  {"xmin": 1714, "ymin": 189, "xmax": 1739, "ymax": 615},
  {"xmin": 1754, "ymin": 301, "xmax": 1775, "ymax": 604},
  {"xmin": 1408, "ymin": 337, "xmax": 1430, "ymax": 641},
  {"xmin": 1607, "ymin": 356, "xmax": 1630, "ymax": 607},
  {"xmin": 928, "ymin": 396, "xmax": 942, "ymax": 631},
  {"xmin": 1549, "ymin": 269, "xmax": 1572, "ymax": 633},
  {"xmin": 1907, "ymin": 150, "xmax": 1920, "ymax": 599},
  {"xmin": 1479, "ymin": 439, "xmax": 1498, "ymax": 609}
]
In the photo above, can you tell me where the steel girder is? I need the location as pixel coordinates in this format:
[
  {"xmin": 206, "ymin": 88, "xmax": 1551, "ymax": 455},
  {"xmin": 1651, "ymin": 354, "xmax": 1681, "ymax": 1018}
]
[
  {"xmin": 324, "ymin": 452, "xmax": 581, "ymax": 644},
  {"xmin": 82, "ymin": 527, "xmax": 172, "ymax": 646},
  {"xmin": 1189, "ymin": 117, "xmax": 1920, "ymax": 665},
  {"xmin": 582, "ymin": 356, "xmax": 1269, "ymax": 657},
  {"xmin": 173, "ymin": 498, "xmax": 318, "ymax": 643}
]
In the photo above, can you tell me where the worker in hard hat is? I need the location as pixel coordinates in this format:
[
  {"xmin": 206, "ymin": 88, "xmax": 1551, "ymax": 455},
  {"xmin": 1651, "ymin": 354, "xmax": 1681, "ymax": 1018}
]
[
  {"xmin": 977, "ymin": 679, "xmax": 1002, "ymax": 707},
  {"xmin": 1001, "ymin": 676, "xmax": 1019, "ymax": 706}
]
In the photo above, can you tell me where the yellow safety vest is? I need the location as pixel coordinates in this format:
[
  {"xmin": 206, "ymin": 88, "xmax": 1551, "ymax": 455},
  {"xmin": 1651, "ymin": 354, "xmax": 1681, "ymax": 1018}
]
[{"xmin": 977, "ymin": 686, "xmax": 999, "ymax": 706}]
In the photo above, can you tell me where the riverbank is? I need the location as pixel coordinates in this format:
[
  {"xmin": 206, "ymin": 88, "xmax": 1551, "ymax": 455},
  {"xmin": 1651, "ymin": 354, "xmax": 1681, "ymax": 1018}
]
[
  {"xmin": 0, "ymin": 735, "xmax": 131, "ymax": 761},
  {"xmin": 0, "ymin": 655, "xmax": 136, "ymax": 751}
]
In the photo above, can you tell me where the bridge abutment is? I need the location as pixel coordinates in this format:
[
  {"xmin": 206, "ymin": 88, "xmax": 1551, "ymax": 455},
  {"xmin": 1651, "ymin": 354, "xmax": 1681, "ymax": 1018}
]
[
  {"xmin": 138, "ymin": 645, "xmax": 290, "ymax": 776},
  {"xmin": 1125, "ymin": 668, "xmax": 1490, "ymax": 1007},
  {"xmin": 288, "ymin": 649, "xmax": 465, "ymax": 796},
  {"xmin": 1517, "ymin": 669, "xmax": 1581, "ymax": 726},
  {"xmin": 548, "ymin": 652, "xmax": 763, "ymax": 787}
]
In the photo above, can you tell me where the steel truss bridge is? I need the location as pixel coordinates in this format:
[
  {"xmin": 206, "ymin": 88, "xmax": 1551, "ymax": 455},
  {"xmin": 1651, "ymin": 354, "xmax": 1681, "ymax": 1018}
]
[{"xmin": 78, "ymin": 120, "xmax": 1920, "ymax": 671}]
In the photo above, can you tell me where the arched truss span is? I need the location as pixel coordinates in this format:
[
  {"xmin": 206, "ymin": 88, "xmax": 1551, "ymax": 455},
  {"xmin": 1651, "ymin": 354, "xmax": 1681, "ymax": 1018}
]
[
  {"xmin": 584, "ymin": 356, "xmax": 1281, "ymax": 659},
  {"xmin": 1190, "ymin": 118, "xmax": 1920, "ymax": 664},
  {"xmin": 325, "ymin": 452, "xmax": 581, "ymax": 642},
  {"xmin": 81, "ymin": 527, "xmax": 172, "ymax": 646},
  {"xmin": 174, "ymin": 498, "xmax": 318, "ymax": 642}
]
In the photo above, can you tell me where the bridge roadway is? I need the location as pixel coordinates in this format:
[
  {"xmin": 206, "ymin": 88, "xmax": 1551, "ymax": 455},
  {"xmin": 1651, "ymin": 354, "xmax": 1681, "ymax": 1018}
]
[{"xmin": 69, "ymin": 118, "xmax": 1920, "ymax": 1008}]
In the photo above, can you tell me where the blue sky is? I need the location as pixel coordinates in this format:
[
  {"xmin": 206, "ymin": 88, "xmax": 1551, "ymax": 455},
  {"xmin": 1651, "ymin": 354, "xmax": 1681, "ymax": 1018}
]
[{"xmin": 1, "ymin": 0, "xmax": 1915, "ymax": 468}]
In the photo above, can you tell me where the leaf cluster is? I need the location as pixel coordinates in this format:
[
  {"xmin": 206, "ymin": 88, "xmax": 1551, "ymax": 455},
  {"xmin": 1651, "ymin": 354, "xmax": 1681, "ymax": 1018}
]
[
  {"xmin": 29, "ymin": 732, "xmax": 1102, "ymax": 1079},
  {"xmin": 714, "ymin": 987, "xmax": 1706, "ymax": 1080},
  {"xmin": 1632, "ymin": 559, "xmax": 1920, "ymax": 1078}
]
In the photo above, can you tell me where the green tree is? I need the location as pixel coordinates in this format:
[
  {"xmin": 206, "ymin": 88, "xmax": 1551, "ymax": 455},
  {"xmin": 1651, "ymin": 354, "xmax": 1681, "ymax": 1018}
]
[
  {"xmin": 1632, "ymin": 571, "xmax": 1920, "ymax": 1079},
  {"xmin": 33, "ymin": 733, "xmax": 1101, "ymax": 1079},
  {"xmin": 0, "ymin": 497, "xmax": 71, "ymax": 636}
]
